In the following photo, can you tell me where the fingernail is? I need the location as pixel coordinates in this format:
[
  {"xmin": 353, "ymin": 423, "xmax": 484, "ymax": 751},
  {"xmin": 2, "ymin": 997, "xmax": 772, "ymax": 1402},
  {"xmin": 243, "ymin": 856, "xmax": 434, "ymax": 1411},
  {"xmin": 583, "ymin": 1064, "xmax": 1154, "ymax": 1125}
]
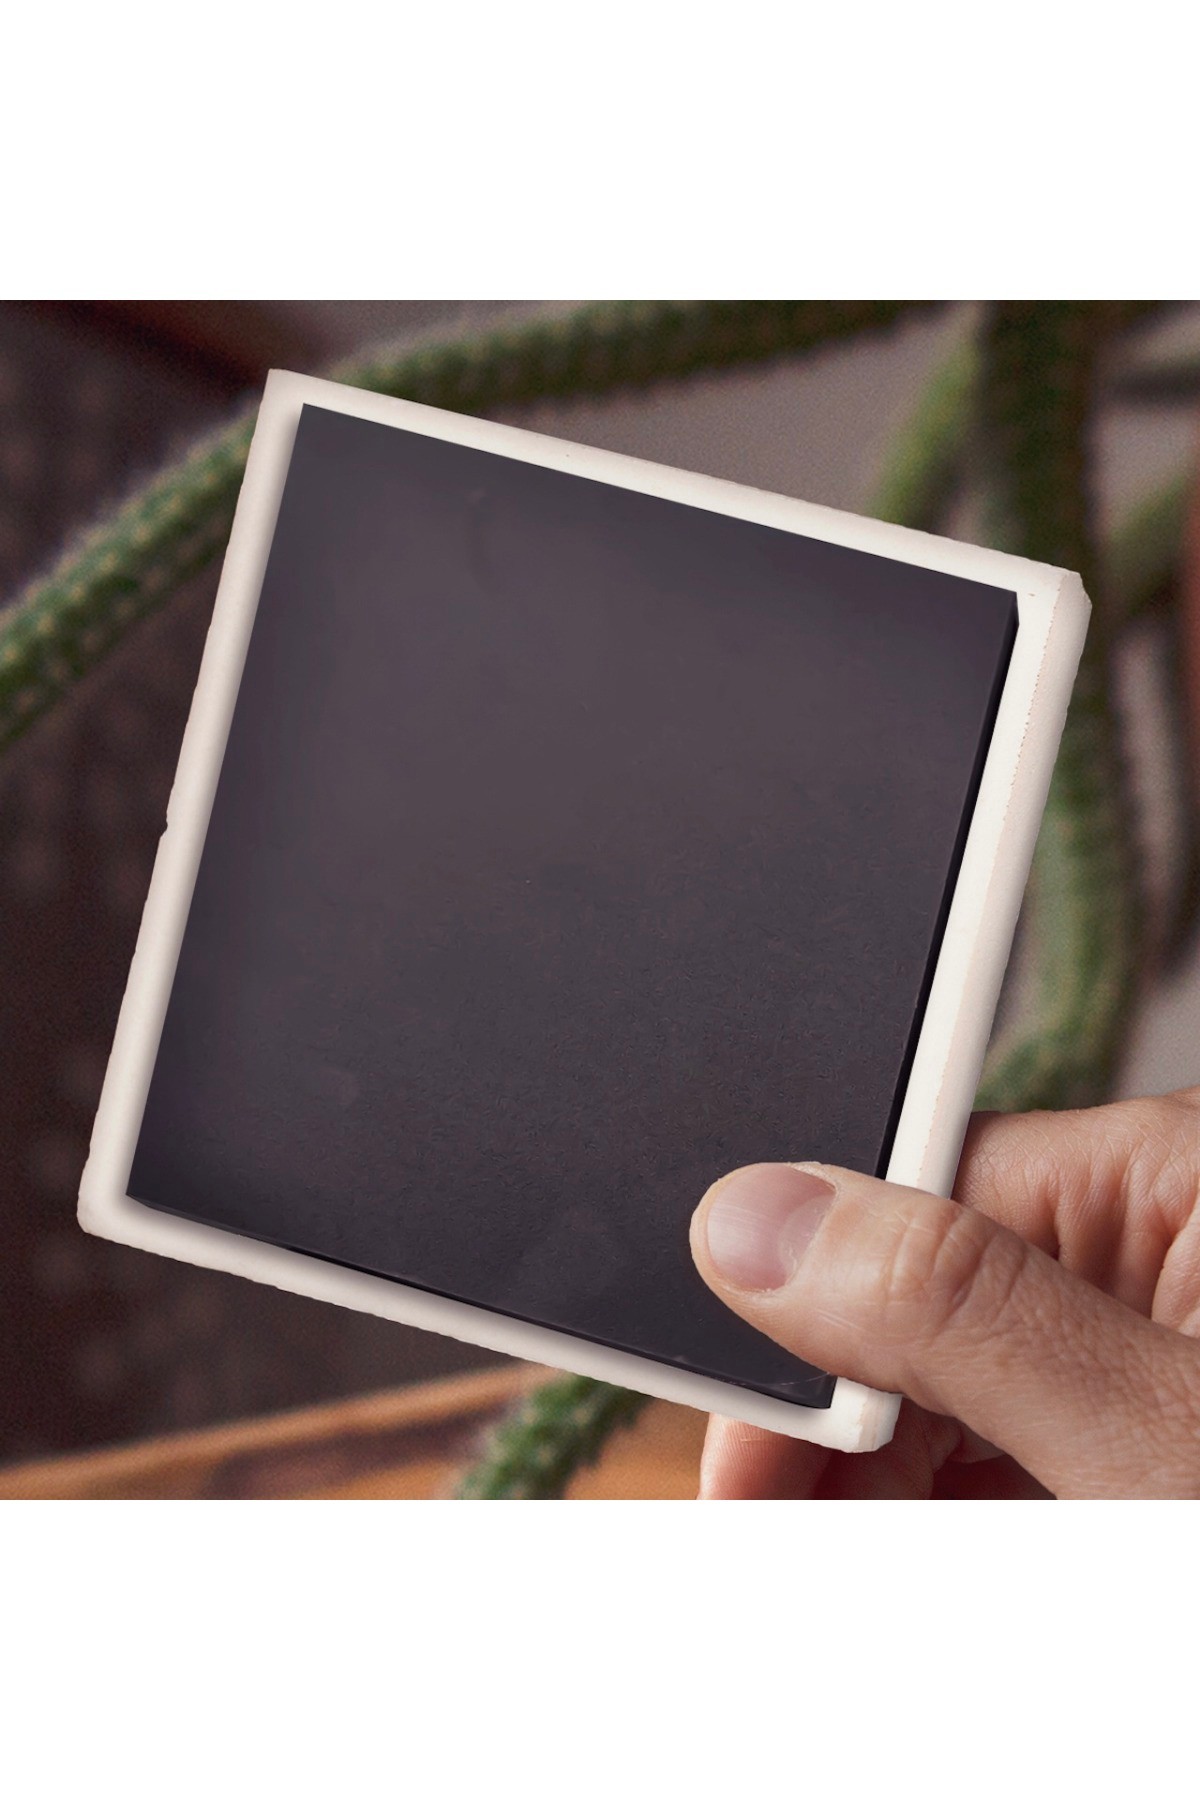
[{"xmin": 700, "ymin": 1165, "xmax": 836, "ymax": 1291}]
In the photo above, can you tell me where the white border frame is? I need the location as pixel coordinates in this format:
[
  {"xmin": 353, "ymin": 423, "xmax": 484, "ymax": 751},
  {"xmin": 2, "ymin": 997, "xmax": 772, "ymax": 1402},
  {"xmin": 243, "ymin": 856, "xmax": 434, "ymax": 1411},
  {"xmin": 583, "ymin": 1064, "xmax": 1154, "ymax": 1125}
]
[{"xmin": 79, "ymin": 371, "xmax": 1089, "ymax": 1454}]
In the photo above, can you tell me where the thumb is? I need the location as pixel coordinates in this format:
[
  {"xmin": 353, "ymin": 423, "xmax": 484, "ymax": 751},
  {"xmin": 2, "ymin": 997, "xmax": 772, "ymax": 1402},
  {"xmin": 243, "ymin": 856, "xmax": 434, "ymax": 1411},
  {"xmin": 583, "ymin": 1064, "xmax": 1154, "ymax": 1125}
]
[{"xmin": 690, "ymin": 1161, "xmax": 1200, "ymax": 1497}]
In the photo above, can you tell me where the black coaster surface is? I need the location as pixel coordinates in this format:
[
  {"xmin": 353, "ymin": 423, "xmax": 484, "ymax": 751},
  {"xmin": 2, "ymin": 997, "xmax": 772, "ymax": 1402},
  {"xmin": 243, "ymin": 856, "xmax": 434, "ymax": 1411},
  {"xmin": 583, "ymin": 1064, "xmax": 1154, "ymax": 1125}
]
[{"xmin": 130, "ymin": 404, "xmax": 1016, "ymax": 1408}]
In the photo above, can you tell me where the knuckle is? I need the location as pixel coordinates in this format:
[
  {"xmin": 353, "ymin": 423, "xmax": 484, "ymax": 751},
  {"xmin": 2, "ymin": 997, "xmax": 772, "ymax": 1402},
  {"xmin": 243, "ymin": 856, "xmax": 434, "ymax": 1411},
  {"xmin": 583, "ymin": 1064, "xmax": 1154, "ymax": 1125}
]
[{"xmin": 877, "ymin": 1198, "xmax": 1025, "ymax": 1348}]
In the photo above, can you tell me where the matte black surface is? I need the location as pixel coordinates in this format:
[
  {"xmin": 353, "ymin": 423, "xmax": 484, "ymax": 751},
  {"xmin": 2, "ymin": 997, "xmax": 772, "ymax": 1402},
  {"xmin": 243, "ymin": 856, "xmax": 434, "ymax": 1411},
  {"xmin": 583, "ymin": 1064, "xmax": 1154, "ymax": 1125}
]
[{"xmin": 130, "ymin": 404, "xmax": 1016, "ymax": 1409}]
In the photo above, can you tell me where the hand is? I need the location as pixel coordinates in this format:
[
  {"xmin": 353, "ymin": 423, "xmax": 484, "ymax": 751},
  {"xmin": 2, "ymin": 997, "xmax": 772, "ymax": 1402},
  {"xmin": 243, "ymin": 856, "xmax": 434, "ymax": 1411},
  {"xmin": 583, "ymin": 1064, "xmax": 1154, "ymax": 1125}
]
[{"xmin": 688, "ymin": 1089, "xmax": 1200, "ymax": 1497}]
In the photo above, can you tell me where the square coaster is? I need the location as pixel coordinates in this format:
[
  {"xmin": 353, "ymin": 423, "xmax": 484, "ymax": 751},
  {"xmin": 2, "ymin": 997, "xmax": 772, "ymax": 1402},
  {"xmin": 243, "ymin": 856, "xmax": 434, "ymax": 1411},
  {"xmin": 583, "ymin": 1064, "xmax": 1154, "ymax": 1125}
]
[{"xmin": 81, "ymin": 372, "xmax": 1088, "ymax": 1451}]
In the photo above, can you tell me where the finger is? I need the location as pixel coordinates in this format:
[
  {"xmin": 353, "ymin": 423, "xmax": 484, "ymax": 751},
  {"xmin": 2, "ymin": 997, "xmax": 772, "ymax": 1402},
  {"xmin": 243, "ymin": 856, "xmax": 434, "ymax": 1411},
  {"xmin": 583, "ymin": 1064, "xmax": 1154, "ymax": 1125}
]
[
  {"xmin": 699, "ymin": 1415, "xmax": 831, "ymax": 1499},
  {"xmin": 933, "ymin": 1456, "xmax": 1053, "ymax": 1500},
  {"xmin": 703, "ymin": 1405, "xmax": 999, "ymax": 1499},
  {"xmin": 813, "ymin": 1402, "xmax": 963, "ymax": 1499},
  {"xmin": 954, "ymin": 1095, "xmax": 1200, "ymax": 1320},
  {"xmin": 690, "ymin": 1160, "xmax": 1200, "ymax": 1497}
]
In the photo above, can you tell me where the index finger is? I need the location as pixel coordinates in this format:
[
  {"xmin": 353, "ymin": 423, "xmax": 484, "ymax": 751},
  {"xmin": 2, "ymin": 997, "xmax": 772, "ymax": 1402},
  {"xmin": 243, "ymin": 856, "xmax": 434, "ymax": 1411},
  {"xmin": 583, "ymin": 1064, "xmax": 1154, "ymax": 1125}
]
[{"xmin": 699, "ymin": 1414, "xmax": 831, "ymax": 1498}]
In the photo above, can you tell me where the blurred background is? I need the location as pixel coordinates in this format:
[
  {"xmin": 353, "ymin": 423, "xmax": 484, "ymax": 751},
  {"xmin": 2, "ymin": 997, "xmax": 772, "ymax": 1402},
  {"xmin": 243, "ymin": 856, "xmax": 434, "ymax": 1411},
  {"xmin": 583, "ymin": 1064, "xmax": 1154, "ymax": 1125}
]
[{"xmin": 2, "ymin": 299, "xmax": 1199, "ymax": 1496}]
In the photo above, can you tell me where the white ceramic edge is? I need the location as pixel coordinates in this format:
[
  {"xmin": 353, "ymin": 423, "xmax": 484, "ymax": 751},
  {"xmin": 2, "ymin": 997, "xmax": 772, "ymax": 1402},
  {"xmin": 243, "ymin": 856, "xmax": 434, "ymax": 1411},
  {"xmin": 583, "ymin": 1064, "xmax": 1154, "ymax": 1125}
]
[{"xmin": 78, "ymin": 370, "xmax": 1089, "ymax": 1455}]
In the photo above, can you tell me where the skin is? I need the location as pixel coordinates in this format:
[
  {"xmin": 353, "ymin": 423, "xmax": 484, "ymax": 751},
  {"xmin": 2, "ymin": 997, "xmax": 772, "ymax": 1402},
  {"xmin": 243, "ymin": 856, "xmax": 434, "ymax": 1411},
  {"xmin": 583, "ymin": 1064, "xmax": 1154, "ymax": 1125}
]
[{"xmin": 688, "ymin": 1089, "xmax": 1200, "ymax": 1498}]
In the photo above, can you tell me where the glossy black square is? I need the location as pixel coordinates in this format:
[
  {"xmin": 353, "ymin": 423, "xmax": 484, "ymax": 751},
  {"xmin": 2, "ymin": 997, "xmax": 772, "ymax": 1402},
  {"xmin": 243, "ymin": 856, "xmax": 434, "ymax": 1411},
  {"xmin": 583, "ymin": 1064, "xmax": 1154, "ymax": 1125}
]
[{"xmin": 130, "ymin": 404, "xmax": 1017, "ymax": 1408}]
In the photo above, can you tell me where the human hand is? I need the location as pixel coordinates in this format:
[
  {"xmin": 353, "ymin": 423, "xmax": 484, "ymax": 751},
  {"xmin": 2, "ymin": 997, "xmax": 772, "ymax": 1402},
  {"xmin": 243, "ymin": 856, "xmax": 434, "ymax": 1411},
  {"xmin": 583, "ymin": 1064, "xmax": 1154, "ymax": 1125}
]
[{"xmin": 688, "ymin": 1090, "xmax": 1200, "ymax": 1497}]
